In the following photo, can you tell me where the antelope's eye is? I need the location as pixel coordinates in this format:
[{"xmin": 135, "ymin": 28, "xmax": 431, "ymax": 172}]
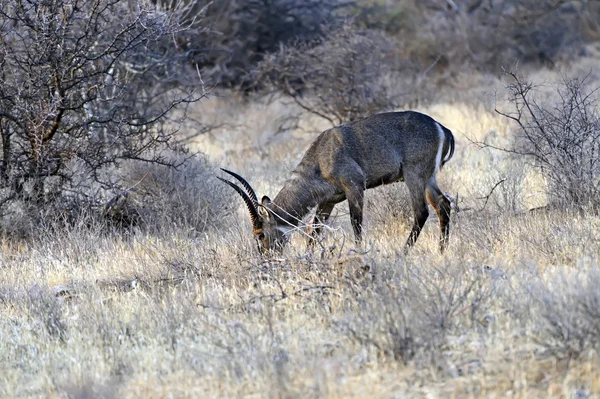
[{"xmin": 258, "ymin": 233, "xmax": 265, "ymax": 240}]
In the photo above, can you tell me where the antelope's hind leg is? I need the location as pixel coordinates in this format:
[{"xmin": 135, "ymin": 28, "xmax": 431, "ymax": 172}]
[
  {"xmin": 404, "ymin": 174, "xmax": 429, "ymax": 251},
  {"xmin": 426, "ymin": 179, "xmax": 451, "ymax": 252}
]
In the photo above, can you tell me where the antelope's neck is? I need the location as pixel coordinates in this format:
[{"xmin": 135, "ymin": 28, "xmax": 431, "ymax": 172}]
[{"xmin": 271, "ymin": 173, "xmax": 323, "ymax": 227}]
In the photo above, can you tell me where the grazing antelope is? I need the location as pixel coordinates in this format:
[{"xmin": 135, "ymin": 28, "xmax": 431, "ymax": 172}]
[{"xmin": 219, "ymin": 111, "xmax": 455, "ymax": 253}]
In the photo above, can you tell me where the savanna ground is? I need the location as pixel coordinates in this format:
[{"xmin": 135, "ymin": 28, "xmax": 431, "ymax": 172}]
[{"xmin": 2, "ymin": 50, "xmax": 600, "ymax": 399}]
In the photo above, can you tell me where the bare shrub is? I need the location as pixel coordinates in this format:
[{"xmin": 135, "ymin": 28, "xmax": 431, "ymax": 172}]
[
  {"xmin": 256, "ymin": 24, "xmax": 406, "ymax": 125},
  {"xmin": 0, "ymin": 0, "xmax": 207, "ymax": 234},
  {"xmin": 492, "ymin": 71, "xmax": 600, "ymax": 211},
  {"xmin": 162, "ymin": 0, "xmax": 600, "ymax": 91},
  {"xmin": 525, "ymin": 266, "xmax": 600, "ymax": 359},
  {"xmin": 352, "ymin": 0, "xmax": 418, "ymax": 35}
]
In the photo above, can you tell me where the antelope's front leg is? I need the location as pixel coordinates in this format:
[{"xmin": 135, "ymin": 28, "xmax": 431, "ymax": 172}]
[
  {"xmin": 345, "ymin": 187, "xmax": 365, "ymax": 243},
  {"xmin": 308, "ymin": 202, "xmax": 336, "ymax": 246}
]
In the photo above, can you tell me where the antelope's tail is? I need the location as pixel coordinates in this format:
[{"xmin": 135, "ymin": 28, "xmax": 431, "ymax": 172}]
[{"xmin": 440, "ymin": 125, "xmax": 455, "ymax": 169}]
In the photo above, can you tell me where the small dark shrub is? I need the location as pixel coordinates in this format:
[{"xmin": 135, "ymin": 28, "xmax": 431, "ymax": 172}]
[
  {"xmin": 426, "ymin": 0, "xmax": 593, "ymax": 70},
  {"xmin": 256, "ymin": 24, "xmax": 406, "ymax": 125},
  {"xmin": 352, "ymin": 1, "xmax": 600, "ymax": 78}
]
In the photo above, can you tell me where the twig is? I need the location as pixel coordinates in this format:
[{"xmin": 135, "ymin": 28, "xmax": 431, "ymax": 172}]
[{"xmin": 477, "ymin": 178, "xmax": 506, "ymax": 212}]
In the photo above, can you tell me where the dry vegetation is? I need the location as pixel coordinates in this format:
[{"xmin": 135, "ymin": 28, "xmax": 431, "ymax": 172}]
[
  {"xmin": 2, "ymin": 1, "xmax": 600, "ymax": 398},
  {"xmin": 3, "ymin": 63, "xmax": 600, "ymax": 397}
]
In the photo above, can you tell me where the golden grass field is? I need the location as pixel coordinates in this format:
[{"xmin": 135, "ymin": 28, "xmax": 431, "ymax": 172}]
[{"xmin": 1, "ymin": 60, "xmax": 600, "ymax": 398}]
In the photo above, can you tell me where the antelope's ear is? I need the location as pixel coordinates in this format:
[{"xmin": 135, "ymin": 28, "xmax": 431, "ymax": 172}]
[{"xmin": 259, "ymin": 196, "xmax": 271, "ymax": 219}]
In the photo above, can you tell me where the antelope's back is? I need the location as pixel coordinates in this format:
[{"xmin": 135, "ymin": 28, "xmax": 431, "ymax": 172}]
[{"xmin": 299, "ymin": 111, "xmax": 452, "ymax": 182}]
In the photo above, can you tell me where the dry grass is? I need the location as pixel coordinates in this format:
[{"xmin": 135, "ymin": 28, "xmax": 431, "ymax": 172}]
[{"xmin": 2, "ymin": 61, "xmax": 600, "ymax": 398}]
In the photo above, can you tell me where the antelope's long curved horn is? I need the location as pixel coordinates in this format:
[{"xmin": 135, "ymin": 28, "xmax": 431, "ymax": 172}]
[
  {"xmin": 220, "ymin": 168, "xmax": 259, "ymax": 207},
  {"xmin": 218, "ymin": 177, "xmax": 262, "ymax": 229}
]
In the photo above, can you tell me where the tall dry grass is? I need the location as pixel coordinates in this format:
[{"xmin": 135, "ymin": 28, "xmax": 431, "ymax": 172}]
[{"xmin": 1, "ymin": 61, "xmax": 600, "ymax": 398}]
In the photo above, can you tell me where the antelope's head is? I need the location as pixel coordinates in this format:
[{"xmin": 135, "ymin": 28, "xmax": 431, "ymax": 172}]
[{"xmin": 218, "ymin": 168, "xmax": 288, "ymax": 254}]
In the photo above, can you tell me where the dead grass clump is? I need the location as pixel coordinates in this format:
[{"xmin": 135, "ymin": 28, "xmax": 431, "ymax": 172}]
[
  {"xmin": 525, "ymin": 266, "xmax": 600, "ymax": 360},
  {"xmin": 473, "ymin": 163, "xmax": 528, "ymax": 214},
  {"xmin": 364, "ymin": 184, "xmax": 412, "ymax": 231},
  {"xmin": 62, "ymin": 381, "xmax": 119, "ymax": 399},
  {"xmin": 26, "ymin": 285, "xmax": 68, "ymax": 343},
  {"xmin": 337, "ymin": 260, "xmax": 498, "ymax": 368},
  {"xmin": 115, "ymin": 151, "xmax": 230, "ymax": 234}
]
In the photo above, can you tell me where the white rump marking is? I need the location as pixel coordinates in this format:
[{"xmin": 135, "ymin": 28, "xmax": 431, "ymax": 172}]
[{"xmin": 434, "ymin": 122, "xmax": 445, "ymax": 174}]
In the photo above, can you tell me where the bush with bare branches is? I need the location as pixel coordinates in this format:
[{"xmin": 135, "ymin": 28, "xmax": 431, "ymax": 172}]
[
  {"xmin": 256, "ymin": 24, "xmax": 407, "ymax": 125},
  {"xmin": 423, "ymin": 0, "xmax": 596, "ymax": 70},
  {"xmin": 492, "ymin": 71, "xmax": 600, "ymax": 211},
  {"xmin": 0, "ymin": 0, "xmax": 207, "ymax": 232}
]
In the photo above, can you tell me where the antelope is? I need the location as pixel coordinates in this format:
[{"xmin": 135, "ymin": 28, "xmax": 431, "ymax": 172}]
[{"xmin": 219, "ymin": 111, "xmax": 455, "ymax": 254}]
